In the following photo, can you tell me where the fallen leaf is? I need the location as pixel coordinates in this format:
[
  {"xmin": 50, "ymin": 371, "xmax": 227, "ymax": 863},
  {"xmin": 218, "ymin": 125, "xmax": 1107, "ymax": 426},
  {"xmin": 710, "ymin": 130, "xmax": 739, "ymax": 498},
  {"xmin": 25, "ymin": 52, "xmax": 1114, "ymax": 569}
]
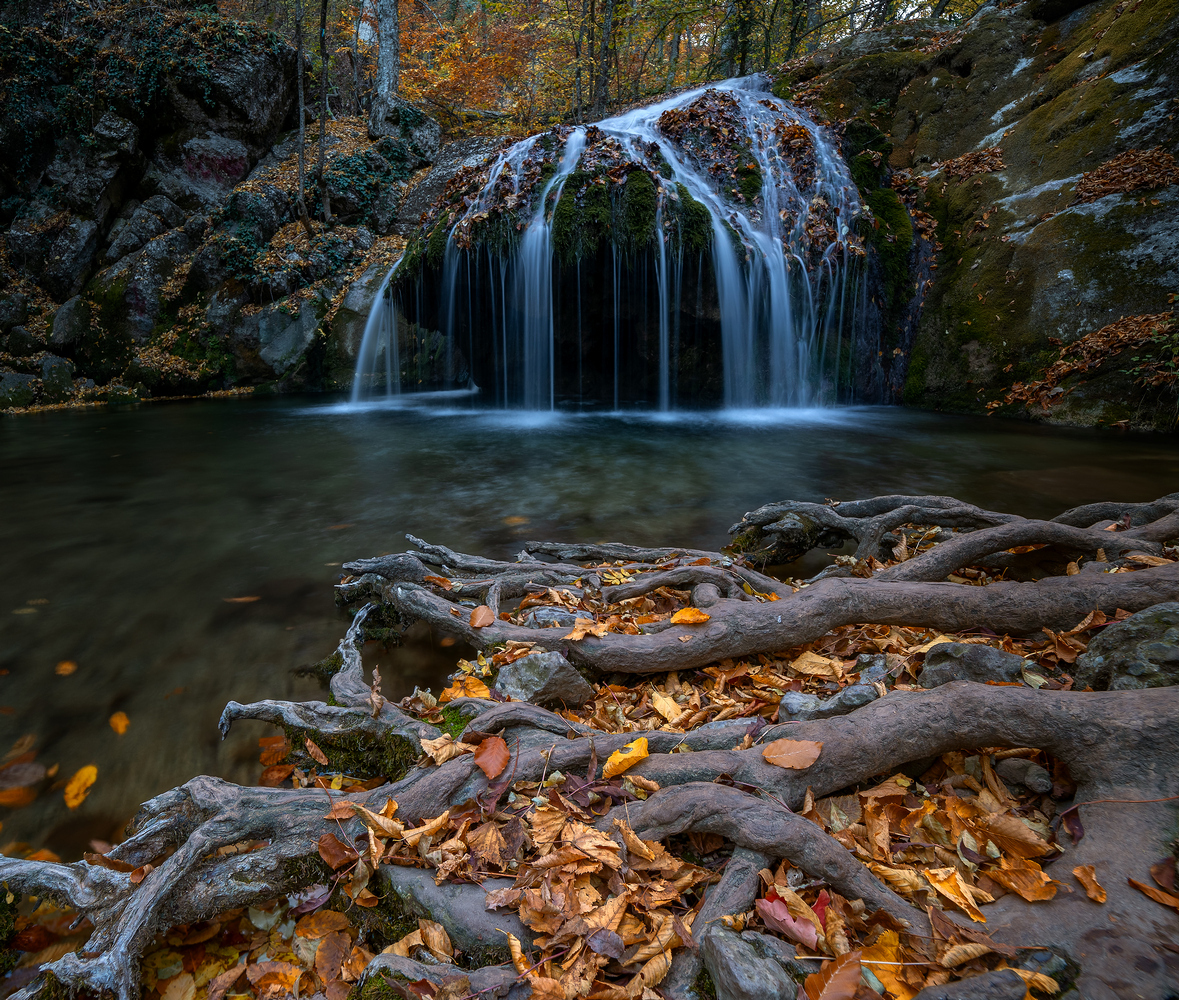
[
  {"xmin": 316, "ymin": 931, "xmax": 350, "ymax": 983},
  {"xmin": 418, "ymin": 919, "xmax": 453, "ymax": 960},
  {"xmin": 305, "ymin": 737, "xmax": 329, "ymax": 766},
  {"xmin": 923, "ymin": 867, "xmax": 988, "ymax": 922},
  {"xmin": 109, "ymin": 712, "xmax": 129, "ymax": 735},
  {"xmin": 987, "ymin": 856, "xmax": 1057, "ymax": 901},
  {"xmin": 55, "ymin": 661, "xmax": 77, "ymax": 676},
  {"xmin": 651, "ymin": 690, "xmax": 682, "ymax": 723},
  {"xmin": 1151, "ymin": 856, "xmax": 1176, "ymax": 892},
  {"xmin": 83, "ymin": 851, "xmax": 136, "ymax": 873},
  {"xmin": 670, "ymin": 607, "xmax": 710, "ymax": 624},
  {"xmin": 1129, "ymin": 877, "xmax": 1179, "ymax": 912},
  {"xmin": 421, "ymin": 735, "xmax": 476, "ymax": 764},
  {"xmin": 319, "ymin": 832, "xmax": 359, "ymax": 870},
  {"xmin": 0, "ymin": 787, "xmax": 37, "ymax": 808},
  {"xmin": 63, "ymin": 765, "xmax": 97, "ymax": 809},
  {"xmin": 1073, "ymin": 864, "xmax": 1106, "ymax": 903},
  {"xmin": 755, "ymin": 897, "xmax": 817, "ymax": 949},
  {"xmin": 206, "ymin": 964, "xmax": 246, "ymax": 1000},
  {"xmin": 161, "ymin": 971, "xmax": 196, "ymax": 1000},
  {"xmin": 439, "ymin": 676, "xmax": 490, "ymax": 703},
  {"xmin": 297, "ymin": 909, "xmax": 352, "ymax": 938},
  {"xmin": 939, "ymin": 942, "xmax": 992, "ymax": 967},
  {"xmin": 223, "ymin": 596, "xmax": 260, "ymax": 603},
  {"xmin": 1008, "ymin": 969, "xmax": 1059, "ymax": 994},
  {"xmin": 258, "ymin": 735, "xmax": 290, "ymax": 766},
  {"xmin": 473, "ymin": 736, "xmax": 510, "ymax": 779},
  {"xmin": 762, "ymin": 739, "xmax": 823, "ymax": 770},
  {"xmin": 424, "ymin": 575, "xmax": 453, "ymax": 590},
  {"xmin": 259, "ymin": 764, "xmax": 295, "ymax": 786},
  {"xmin": 130, "ymin": 863, "xmax": 154, "ymax": 884},
  {"xmin": 804, "ymin": 949, "xmax": 863, "ymax": 1000},
  {"xmin": 863, "ymin": 930, "xmax": 917, "ymax": 999},
  {"xmin": 323, "ymin": 799, "xmax": 355, "ymax": 820},
  {"xmin": 790, "ymin": 650, "xmax": 842, "ymax": 678},
  {"xmin": 470, "ymin": 605, "xmax": 495, "ymax": 628},
  {"xmin": 603, "ymin": 737, "xmax": 649, "ymax": 778}
]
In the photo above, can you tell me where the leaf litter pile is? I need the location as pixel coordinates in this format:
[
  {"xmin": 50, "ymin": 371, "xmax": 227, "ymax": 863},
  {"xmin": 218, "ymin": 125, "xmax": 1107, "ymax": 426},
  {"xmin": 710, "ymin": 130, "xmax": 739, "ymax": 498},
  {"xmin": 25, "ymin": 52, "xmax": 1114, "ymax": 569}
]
[{"xmin": 4, "ymin": 497, "xmax": 1179, "ymax": 1000}]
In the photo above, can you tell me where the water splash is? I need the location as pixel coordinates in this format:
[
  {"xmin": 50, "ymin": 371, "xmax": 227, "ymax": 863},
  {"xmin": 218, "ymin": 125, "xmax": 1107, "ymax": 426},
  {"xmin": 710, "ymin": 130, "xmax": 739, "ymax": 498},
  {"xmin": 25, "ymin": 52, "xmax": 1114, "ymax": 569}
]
[{"xmin": 354, "ymin": 75, "xmax": 864, "ymax": 409}]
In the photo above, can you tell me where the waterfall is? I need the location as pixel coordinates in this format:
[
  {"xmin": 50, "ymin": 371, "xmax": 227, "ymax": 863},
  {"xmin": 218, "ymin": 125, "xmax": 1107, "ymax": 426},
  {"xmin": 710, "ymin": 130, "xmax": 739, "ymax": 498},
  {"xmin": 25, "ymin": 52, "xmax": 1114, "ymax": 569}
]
[{"xmin": 352, "ymin": 74, "xmax": 864, "ymax": 409}]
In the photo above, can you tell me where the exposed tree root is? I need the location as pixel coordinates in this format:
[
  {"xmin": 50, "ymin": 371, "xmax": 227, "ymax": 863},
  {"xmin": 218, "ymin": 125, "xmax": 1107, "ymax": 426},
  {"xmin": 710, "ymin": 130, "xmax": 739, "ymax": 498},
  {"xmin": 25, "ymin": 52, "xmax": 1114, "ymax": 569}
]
[{"xmin": 3, "ymin": 494, "xmax": 1178, "ymax": 1000}]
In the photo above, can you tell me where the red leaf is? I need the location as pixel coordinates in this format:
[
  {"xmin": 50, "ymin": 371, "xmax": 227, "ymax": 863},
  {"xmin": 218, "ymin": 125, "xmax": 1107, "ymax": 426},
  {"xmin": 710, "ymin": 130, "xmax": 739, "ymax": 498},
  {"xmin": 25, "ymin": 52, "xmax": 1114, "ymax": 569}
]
[
  {"xmin": 812, "ymin": 889, "xmax": 830, "ymax": 926},
  {"xmin": 318, "ymin": 832, "xmax": 359, "ymax": 870},
  {"xmin": 755, "ymin": 898, "xmax": 817, "ymax": 949},
  {"xmin": 473, "ymin": 736, "xmax": 510, "ymax": 779}
]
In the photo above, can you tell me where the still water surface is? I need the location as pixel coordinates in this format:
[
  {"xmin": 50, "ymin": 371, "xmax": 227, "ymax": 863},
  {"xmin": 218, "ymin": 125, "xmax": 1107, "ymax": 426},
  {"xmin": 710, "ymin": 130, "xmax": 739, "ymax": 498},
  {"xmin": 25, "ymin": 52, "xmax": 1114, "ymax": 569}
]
[{"xmin": 2, "ymin": 395, "xmax": 1178, "ymax": 856}]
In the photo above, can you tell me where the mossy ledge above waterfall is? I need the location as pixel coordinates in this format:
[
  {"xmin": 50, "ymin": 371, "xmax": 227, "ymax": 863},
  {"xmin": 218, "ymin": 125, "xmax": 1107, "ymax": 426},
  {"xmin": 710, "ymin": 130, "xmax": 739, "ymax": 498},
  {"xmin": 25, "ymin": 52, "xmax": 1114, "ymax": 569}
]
[{"xmin": 772, "ymin": 0, "xmax": 1179, "ymax": 431}]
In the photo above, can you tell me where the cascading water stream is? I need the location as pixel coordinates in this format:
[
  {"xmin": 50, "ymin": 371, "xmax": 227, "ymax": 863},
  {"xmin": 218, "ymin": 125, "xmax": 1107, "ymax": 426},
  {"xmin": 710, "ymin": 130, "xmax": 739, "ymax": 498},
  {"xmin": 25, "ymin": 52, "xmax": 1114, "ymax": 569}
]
[{"xmin": 352, "ymin": 74, "xmax": 865, "ymax": 409}]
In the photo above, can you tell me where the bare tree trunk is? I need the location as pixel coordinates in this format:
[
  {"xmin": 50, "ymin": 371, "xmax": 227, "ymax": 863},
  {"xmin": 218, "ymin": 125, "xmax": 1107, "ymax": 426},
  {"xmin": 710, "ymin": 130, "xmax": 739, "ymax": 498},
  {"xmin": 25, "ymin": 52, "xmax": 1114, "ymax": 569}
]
[
  {"xmin": 373, "ymin": 0, "xmax": 401, "ymax": 110},
  {"xmin": 664, "ymin": 28, "xmax": 680, "ymax": 91},
  {"xmin": 318, "ymin": 0, "xmax": 332, "ymax": 225},
  {"xmin": 352, "ymin": 1, "xmax": 364, "ymax": 115},
  {"xmin": 294, "ymin": 0, "xmax": 314, "ymax": 238},
  {"xmin": 592, "ymin": 0, "xmax": 617, "ymax": 117}
]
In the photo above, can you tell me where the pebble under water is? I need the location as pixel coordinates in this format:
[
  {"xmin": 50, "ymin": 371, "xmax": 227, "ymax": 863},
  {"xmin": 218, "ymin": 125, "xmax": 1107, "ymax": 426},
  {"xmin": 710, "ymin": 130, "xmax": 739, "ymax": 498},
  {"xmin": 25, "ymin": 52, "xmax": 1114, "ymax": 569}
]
[{"xmin": 3, "ymin": 393, "xmax": 1179, "ymax": 856}]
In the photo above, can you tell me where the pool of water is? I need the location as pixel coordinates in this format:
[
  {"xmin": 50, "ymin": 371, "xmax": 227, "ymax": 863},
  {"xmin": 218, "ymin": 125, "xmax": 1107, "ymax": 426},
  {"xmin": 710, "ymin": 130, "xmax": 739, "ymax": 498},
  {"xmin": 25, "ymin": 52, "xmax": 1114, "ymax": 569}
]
[{"xmin": 3, "ymin": 394, "xmax": 1178, "ymax": 857}]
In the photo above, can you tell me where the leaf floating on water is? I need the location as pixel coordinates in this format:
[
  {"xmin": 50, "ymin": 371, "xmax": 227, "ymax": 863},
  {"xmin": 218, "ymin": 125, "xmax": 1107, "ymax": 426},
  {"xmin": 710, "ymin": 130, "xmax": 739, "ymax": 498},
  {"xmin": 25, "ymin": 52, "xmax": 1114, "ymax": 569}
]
[
  {"xmin": 55, "ymin": 661, "xmax": 77, "ymax": 676},
  {"xmin": 670, "ymin": 607, "xmax": 710, "ymax": 624},
  {"xmin": 1073, "ymin": 864, "xmax": 1106, "ymax": 903},
  {"xmin": 762, "ymin": 738, "xmax": 823, "ymax": 770},
  {"xmin": 473, "ymin": 736, "xmax": 510, "ymax": 779},
  {"xmin": 803, "ymin": 949, "xmax": 862, "ymax": 1000},
  {"xmin": 439, "ymin": 675, "xmax": 490, "ymax": 702},
  {"xmin": 222, "ymin": 596, "xmax": 260, "ymax": 603},
  {"xmin": 469, "ymin": 605, "xmax": 495, "ymax": 628},
  {"xmin": 603, "ymin": 737, "xmax": 649, "ymax": 778},
  {"xmin": 109, "ymin": 711, "xmax": 129, "ymax": 735},
  {"xmin": 64, "ymin": 764, "xmax": 97, "ymax": 809}
]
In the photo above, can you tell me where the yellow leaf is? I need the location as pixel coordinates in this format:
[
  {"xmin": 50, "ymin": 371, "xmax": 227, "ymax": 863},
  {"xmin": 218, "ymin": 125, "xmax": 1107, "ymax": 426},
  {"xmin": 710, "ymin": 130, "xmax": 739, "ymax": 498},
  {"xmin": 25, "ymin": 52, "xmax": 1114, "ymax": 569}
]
[
  {"xmin": 651, "ymin": 690, "xmax": 681, "ymax": 722},
  {"xmin": 762, "ymin": 739, "xmax": 823, "ymax": 770},
  {"xmin": 939, "ymin": 942, "xmax": 992, "ymax": 967},
  {"xmin": 862, "ymin": 930, "xmax": 917, "ymax": 999},
  {"xmin": 987, "ymin": 856, "xmax": 1057, "ymax": 902},
  {"xmin": 923, "ymin": 867, "xmax": 987, "ymax": 922},
  {"xmin": 504, "ymin": 932, "xmax": 529, "ymax": 974},
  {"xmin": 64, "ymin": 765, "xmax": 97, "ymax": 809},
  {"xmin": 417, "ymin": 919, "xmax": 453, "ymax": 960},
  {"xmin": 438, "ymin": 676, "xmax": 490, "ymax": 703},
  {"xmin": 603, "ymin": 737, "xmax": 649, "ymax": 779},
  {"xmin": 910, "ymin": 634, "xmax": 957, "ymax": 654},
  {"xmin": 1072, "ymin": 865, "xmax": 1106, "ymax": 903},
  {"xmin": 1008, "ymin": 968, "xmax": 1059, "ymax": 994},
  {"xmin": 670, "ymin": 607, "xmax": 710, "ymax": 624},
  {"xmin": 790, "ymin": 650, "xmax": 841, "ymax": 678},
  {"xmin": 109, "ymin": 711, "xmax": 130, "ymax": 735}
]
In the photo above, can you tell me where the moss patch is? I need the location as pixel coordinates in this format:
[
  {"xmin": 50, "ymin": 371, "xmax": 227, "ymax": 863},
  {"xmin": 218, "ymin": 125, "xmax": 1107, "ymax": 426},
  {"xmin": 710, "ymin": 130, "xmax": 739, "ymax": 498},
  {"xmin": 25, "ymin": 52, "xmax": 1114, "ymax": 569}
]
[
  {"xmin": 281, "ymin": 724, "xmax": 419, "ymax": 781},
  {"xmin": 864, "ymin": 187, "xmax": 914, "ymax": 323},
  {"xmin": 622, "ymin": 169, "xmax": 658, "ymax": 251}
]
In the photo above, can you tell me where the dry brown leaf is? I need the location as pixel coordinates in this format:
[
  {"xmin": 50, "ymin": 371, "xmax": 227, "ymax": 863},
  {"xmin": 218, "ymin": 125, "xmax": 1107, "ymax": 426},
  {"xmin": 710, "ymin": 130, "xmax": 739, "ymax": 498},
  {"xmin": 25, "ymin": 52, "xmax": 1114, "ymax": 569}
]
[
  {"xmin": 923, "ymin": 867, "xmax": 987, "ymax": 922},
  {"xmin": 418, "ymin": 918, "xmax": 453, "ymax": 960},
  {"xmin": 305, "ymin": 737, "xmax": 329, "ymax": 766},
  {"xmin": 939, "ymin": 942, "xmax": 992, "ymax": 967},
  {"xmin": 318, "ymin": 832, "xmax": 359, "ymax": 870},
  {"xmin": 986, "ymin": 856, "xmax": 1057, "ymax": 902},
  {"xmin": 790, "ymin": 650, "xmax": 841, "ymax": 677},
  {"xmin": 1129, "ymin": 877, "xmax": 1179, "ymax": 911},
  {"xmin": 1072, "ymin": 864, "xmax": 1106, "ymax": 903},
  {"xmin": 762, "ymin": 739, "xmax": 823, "ymax": 770},
  {"xmin": 315, "ymin": 930, "xmax": 350, "ymax": 983},
  {"xmin": 473, "ymin": 736, "xmax": 510, "ymax": 779},
  {"xmin": 421, "ymin": 734, "xmax": 476, "ymax": 764},
  {"xmin": 423, "ymin": 575, "xmax": 453, "ymax": 590},
  {"xmin": 129, "ymin": 862, "xmax": 154, "ymax": 885},
  {"xmin": 296, "ymin": 910, "xmax": 352, "ymax": 938},
  {"xmin": 439, "ymin": 676, "xmax": 490, "ymax": 702},
  {"xmin": 1008, "ymin": 968, "xmax": 1059, "ymax": 994},
  {"xmin": 804, "ymin": 949, "xmax": 863, "ymax": 1000},
  {"xmin": 470, "ymin": 605, "xmax": 495, "ymax": 628}
]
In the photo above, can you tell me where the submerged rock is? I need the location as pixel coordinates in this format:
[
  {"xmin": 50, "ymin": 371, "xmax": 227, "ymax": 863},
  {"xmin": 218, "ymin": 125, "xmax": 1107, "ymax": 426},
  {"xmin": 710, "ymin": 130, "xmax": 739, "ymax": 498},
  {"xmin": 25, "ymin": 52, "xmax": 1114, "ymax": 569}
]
[
  {"xmin": 494, "ymin": 651, "xmax": 595, "ymax": 707},
  {"xmin": 920, "ymin": 643, "xmax": 1026, "ymax": 687},
  {"xmin": 1073, "ymin": 602, "xmax": 1179, "ymax": 690}
]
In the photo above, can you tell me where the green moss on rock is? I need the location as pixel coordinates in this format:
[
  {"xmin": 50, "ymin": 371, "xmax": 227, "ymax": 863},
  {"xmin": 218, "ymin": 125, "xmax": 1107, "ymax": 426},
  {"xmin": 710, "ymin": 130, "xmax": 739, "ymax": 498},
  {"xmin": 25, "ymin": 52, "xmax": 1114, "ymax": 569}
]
[
  {"xmin": 623, "ymin": 169, "xmax": 658, "ymax": 250},
  {"xmin": 864, "ymin": 187, "xmax": 914, "ymax": 320}
]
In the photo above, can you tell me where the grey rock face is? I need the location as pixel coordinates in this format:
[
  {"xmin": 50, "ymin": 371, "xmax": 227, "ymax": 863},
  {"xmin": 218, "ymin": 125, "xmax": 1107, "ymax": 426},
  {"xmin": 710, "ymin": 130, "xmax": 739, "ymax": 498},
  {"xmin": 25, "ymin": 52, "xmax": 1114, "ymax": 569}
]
[
  {"xmin": 50, "ymin": 296, "xmax": 92, "ymax": 350},
  {"xmin": 0, "ymin": 372, "xmax": 37, "ymax": 409},
  {"xmin": 103, "ymin": 194, "xmax": 185, "ymax": 265},
  {"xmin": 778, "ymin": 682, "xmax": 878, "ymax": 721},
  {"xmin": 0, "ymin": 294, "xmax": 29, "ymax": 332},
  {"xmin": 96, "ymin": 229, "xmax": 192, "ymax": 344},
  {"xmin": 994, "ymin": 756, "xmax": 1052, "ymax": 794},
  {"xmin": 920, "ymin": 643, "xmax": 1026, "ymax": 687},
  {"xmin": 368, "ymin": 96, "xmax": 442, "ymax": 164},
  {"xmin": 5, "ymin": 326, "xmax": 38, "ymax": 356},
  {"xmin": 522, "ymin": 606, "xmax": 583, "ymax": 628},
  {"xmin": 42, "ymin": 217, "xmax": 99, "ymax": 300},
  {"xmin": 700, "ymin": 926, "xmax": 797, "ymax": 1000},
  {"xmin": 912, "ymin": 969, "xmax": 1026, "ymax": 999},
  {"xmin": 1073, "ymin": 602, "xmax": 1179, "ymax": 690},
  {"xmin": 40, "ymin": 356, "xmax": 75, "ymax": 403},
  {"xmin": 494, "ymin": 651, "xmax": 595, "ymax": 707}
]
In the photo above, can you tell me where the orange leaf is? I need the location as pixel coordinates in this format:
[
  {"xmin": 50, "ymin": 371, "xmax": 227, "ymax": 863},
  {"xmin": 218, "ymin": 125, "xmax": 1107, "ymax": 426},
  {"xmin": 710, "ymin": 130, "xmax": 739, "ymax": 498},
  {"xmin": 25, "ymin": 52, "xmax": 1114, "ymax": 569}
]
[
  {"xmin": 603, "ymin": 737, "xmax": 649, "ymax": 778},
  {"xmin": 470, "ymin": 605, "xmax": 495, "ymax": 628},
  {"xmin": 55, "ymin": 661, "xmax": 77, "ymax": 676},
  {"xmin": 130, "ymin": 862, "xmax": 154, "ymax": 884},
  {"xmin": 473, "ymin": 736, "xmax": 510, "ymax": 779},
  {"xmin": 296, "ymin": 910, "xmax": 352, "ymax": 938},
  {"xmin": 986, "ymin": 856, "xmax": 1057, "ymax": 902},
  {"xmin": 762, "ymin": 739, "xmax": 823, "ymax": 770},
  {"xmin": 259, "ymin": 735, "xmax": 290, "ymax": 766},
  {"xmin": 64, "ymin": 765, "xmax": 97, "ymax": 809},
  {"xmin": 804, "ymin": 950, "xmax": 863, "ymax": 1000},
  {"xmin": 315, "ymin": 931, "xmax": 351, "ymax": 983},
  {"xmin": 670, "ymin": 607, "xmax": 710, "ymax": 624},
  {"xmin": 0, "ymin": 786, "xmax": 36, "ymax": 808},
  {"xmin": 223, "ymin": 596, "xmax": 260, "ymax": 603},
  {"xmin": 424, "ymin": 575, "xmax": 453, "ymax": 590},
  {"xmin": 1073, "ymin": 865, "xmax": 1106, "ymax": 903},
  {"xmin": 305, "ymin": 737, "xmax": 329, "ymax": 766},
  {"xmin": 438, "ymin": 675, "xmax": 490, "ymax": 703},
  {"xmin": 862, "ymin": 931, "xmax": 917, "ymax": 1000},
  {"xmin": 109, "ymin": 711, "xmax": 130, "ymax": 735},
  {"xmin": 1129, "ymin": 877, "xmax": 1179, "ymax": 911},
  {"xmin": 83, "ymin": 851, "xmax": 136, "ymax": 873}
]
